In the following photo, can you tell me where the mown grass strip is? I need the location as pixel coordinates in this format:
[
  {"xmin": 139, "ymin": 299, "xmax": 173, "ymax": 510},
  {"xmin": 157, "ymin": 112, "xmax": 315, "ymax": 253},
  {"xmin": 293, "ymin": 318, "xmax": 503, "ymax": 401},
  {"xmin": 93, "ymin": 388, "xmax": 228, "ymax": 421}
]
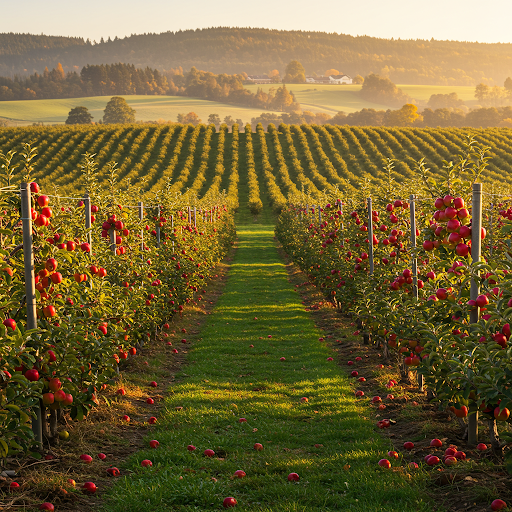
[{"xmin": 102, "ymin": 225, "xmax": 436, "ymax": 512}]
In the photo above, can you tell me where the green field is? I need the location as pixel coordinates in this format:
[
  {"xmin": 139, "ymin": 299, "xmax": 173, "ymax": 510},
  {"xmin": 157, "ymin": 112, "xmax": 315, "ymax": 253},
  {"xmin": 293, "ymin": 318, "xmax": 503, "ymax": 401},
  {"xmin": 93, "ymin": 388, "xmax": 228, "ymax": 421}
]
[
  {"xmin": 245, "ymin": 84, "xmax": 478, "ymax": 114},
  {"xmin": 0, "ymin": 84, "xmax": 479, "ymax": 125},
  {"xmin": 0, "ymin": 95, "xmax": 282, "ymax": 126}
]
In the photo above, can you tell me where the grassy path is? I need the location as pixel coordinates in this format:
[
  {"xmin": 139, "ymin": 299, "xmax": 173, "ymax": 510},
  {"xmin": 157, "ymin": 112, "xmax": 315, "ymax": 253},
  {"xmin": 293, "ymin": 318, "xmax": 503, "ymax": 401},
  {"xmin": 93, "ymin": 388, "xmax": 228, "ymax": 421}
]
[{"xmin": 103, "ymin": 225, "xmax": 434, "ymax": 511}]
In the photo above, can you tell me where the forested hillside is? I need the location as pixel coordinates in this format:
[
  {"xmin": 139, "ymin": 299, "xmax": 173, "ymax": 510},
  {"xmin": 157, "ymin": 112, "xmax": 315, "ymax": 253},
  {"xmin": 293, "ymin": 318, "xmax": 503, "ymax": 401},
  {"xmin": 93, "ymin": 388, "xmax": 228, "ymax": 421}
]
[{"xmin": 1, "ymin": 28, "xmax": 512, "ymax": 85}]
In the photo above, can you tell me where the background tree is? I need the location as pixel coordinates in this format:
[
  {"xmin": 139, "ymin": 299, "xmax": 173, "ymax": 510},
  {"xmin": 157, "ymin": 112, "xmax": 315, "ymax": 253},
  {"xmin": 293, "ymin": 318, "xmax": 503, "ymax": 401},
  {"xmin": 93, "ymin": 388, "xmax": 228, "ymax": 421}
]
[
  {"xmin": 223, "ymin": 115, "xmax": 235, "ymax": 125},
  {"xmin": 283, "ymin": 60, "xmax": 305, "ymax": 83},
  {"xmin": 427, "ymin": 92, "xmax": 464, "ymax": 109},
  {"xmin": 474, "ymin": 83, "xmax": 490, "ymax": 103},
  {"xmin": 207, "ymin": 113, "xmax": 221, "ymax": 127},
  {"xmin": 272, "ymin": 85, "xmax": 295, "ymax": 111},
  {"xmin": 103, "ymin": 96, "xmax": 135, "ymax": 123},
  {"xmin": 269, "ymin": 69, "xmax": 281, "ymax": 83},
  {"xmin": 326, "ymin": 111, "xmax": 347, "ymax": 125},
  {"xmin": 65, "ymin": 106, "xmax": 93, "ymax": 124},
  {"xmin": 359, "ymin": 74, "xmax": 412, "ymax": 107},
  {"xmin": 177, "ymin": 112, "xmax": 201, "ymax": 125},
  {"xmin": 505, "ymin": 77, "xmax": 512, "ymax": 96},
  {"xmin": 352, "ymin": 75, "xmax": 364, "ymax": 85},
  {"xmin": 384, "ymin": 104, "xmax": 421, "ymax": 126},
  {"xmin": 325, "ymin": 69, "xmax": 340, "ymax": 76}
]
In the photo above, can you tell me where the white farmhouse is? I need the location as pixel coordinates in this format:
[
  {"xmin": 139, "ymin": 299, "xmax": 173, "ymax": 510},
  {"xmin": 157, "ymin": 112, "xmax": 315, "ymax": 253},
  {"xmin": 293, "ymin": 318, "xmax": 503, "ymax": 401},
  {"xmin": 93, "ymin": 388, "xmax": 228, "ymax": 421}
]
[{"xmin": 305, "ymin": 74, "xmax": 353, "ymax": 85}]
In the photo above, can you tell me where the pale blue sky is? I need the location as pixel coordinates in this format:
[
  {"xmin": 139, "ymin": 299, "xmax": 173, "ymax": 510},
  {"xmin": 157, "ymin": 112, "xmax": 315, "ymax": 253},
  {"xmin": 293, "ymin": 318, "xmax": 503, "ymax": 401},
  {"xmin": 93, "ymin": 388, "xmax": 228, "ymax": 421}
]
[{"xmin": 2, "ymin": 0, "xmax": 512, "ymax": 44}]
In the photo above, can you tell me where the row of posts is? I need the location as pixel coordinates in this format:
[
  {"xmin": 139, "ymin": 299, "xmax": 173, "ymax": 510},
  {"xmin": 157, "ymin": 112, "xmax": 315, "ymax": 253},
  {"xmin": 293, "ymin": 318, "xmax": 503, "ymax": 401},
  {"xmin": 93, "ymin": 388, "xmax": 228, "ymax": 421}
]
[
  {"xmin": 301, "ymin": 183, "xmax": 483, "ymax": 446},
  {"xmin": 19, "ymin": 183, "xmax": 219, "ymax": 445}
]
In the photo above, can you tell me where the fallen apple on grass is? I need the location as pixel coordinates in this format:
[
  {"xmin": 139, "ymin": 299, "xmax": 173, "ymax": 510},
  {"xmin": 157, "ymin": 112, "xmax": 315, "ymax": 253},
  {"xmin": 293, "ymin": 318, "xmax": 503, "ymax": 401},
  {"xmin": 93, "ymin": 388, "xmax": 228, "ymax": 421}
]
[
  {"xmin": 444, "ymin": 456, "xmax": 457, "ymax": 466},
  {"xmin": 378, "ymin": 459, "xmax": 391, "ymax": 468},
  {"xmin": 39, "ymin": 503, "xmax": 54, "ymax": 511},
  {"xmin": 204, "ymin": 449, "xmax": 215, "ymax": 457},
  {"xmin": 233, "ymin": 470, "xmax": 246, "ymax": 478},
  {"xmin": 149, "ymin": 440, "xmax": 160, "ymax": 449},
  {"xmin": 106, "ymin": 467, "xmax": 120, "ymax": 477},
  {"xmin": 80, "ymin": 454, "xmax": 93, "ymax": 464},
  {"xmin": 254, "ymin": 443, "xmax": 263, "ymax": 451},
  {"xmin": 82, "ymin": 482, "xmax": 97, "ymax": 494},
  {"xmin": 141, "ymin": 459, "xmax": 152, "ymax": 467},
  {"xmin": 187, "ymin": 445, "xmax": 196, "ymax": 451},
  {"xmin": 287, "ymin": 472, "xmax": 300, "ymax": 481},
  {"xmin": 491, "ymin": 499, "xmax": 507, "ymax": 511},
  {"xmin": 223, "ymin": 497, "xmax": 237, "ymax": 508},
  {"xmin": 97, "ymin": 453, "xmax": 106, "ymax": 460}
]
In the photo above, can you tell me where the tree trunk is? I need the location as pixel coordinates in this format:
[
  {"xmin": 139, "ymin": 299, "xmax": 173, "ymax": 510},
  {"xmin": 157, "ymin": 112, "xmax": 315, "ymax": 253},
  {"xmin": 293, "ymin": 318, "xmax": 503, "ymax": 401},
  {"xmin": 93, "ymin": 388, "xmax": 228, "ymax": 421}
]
[{"xmin": 489, "ymin": 419, "xmax": 504, "ymax": 457}]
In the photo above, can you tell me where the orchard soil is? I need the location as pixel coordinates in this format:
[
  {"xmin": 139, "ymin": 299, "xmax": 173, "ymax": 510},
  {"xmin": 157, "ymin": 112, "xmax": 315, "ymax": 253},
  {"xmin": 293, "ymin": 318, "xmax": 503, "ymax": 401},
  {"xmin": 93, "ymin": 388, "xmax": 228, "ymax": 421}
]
[{"xmin": 2, "ymin": 234, "xmax": 511, "ymax": 511}]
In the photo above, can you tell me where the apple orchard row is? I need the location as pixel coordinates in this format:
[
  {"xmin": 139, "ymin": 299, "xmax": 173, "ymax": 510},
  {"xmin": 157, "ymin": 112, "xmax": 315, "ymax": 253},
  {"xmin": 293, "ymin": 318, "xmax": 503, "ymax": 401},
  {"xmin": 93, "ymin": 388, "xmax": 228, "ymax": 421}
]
[
  {"xmin": 276, "ymin": 167, "xmax": 512, "ymax": 453},
  {"xmin": 0, "ymin": 178, "xmax": 235, "ymax": 456}
]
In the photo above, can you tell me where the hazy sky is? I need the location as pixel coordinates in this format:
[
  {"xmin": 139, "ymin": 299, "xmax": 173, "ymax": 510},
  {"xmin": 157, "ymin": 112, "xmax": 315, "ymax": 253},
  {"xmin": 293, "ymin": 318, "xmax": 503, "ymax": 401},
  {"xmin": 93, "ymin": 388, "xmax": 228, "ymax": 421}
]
[{"xmin": 2, "ymin": 0, "xmax": 512, "ymax": 44}]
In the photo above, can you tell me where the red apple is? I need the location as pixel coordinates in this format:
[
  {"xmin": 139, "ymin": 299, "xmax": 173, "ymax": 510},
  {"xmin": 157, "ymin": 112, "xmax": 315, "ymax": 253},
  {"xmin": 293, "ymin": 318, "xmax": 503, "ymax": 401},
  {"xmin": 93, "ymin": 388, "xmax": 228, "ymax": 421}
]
[
  {"xmin": 82, "ymin": 481, "xmax": 97, "ymax": 494},
  {"xmin": 254, "ymin": 443, "xmax": 263, "ymax": 451},
  {"xmin": 149, "ymin": 381, "xmax": 157, "ymax": 387},
  {"xmin": 378, "ymin": 459, "xmax": 391, "ymax": 468},
  {"xmin": 141, "ymin": 459, "xmax": 152, "ymax": 467},
  {"xmin": 223, "ymin": 497, "xmax": 237, "ymax": 508},
  {"xmin": 3, "ymin": 318, "xmax": 16, "ymax": 331},
  {"xmin": 239, "ymin": 418, "xmax": 247, "ymax": 423},
  {"xmin": 477, "ymin": 443, "xmax": 488, "ymax": 451},
  {"xmin": 204, "ymin": 449, "xmax": 215, "ymax": 457},
  {"xmin": 494, "ymin": 407, "xmax": 510, "ymax": 421},
  {"xmin": 149, "ymin": 440, "xmax": 160, "ymax": 449},
  {"xmin": 430, "ymin": 438, "xmax": 443, "ymax": 447},
  {"xmin": 187, "ymin": 445, "xmax": 196, "ymax": 451},
  {"xmin": 287, "ymin": 472, "xmax": 300, "ymax": 481},
  {"xmin": 491, "ymin": 499, "xmax": 507, "ymax": 511},
  {"xmin": 106, "ymin": 467, "xmax": 120, "ymax": 477},
  {"xmin": 444, "ymin": 456, "xmax": 457, "ymax": 466},
  {"xmin": 80, "ymin": 454, "xmax": 93, "ymax": 464},
  {"xmin": 233, "ymin": 470, "xmax": 246, "ymax": 478},
  {"xmin": 148, "ymin": 416, "xmax": 157, "ymax": 424},
  {"xmin": 388, "ymin": 450, "xmax": 399, "ymax": 459},
  {"xmin": 403, "ymin": 442, "xmax": 414, "ymax": 450},
  {"xmin": 146, "ymin": 398, "xmax": 154, "ymax": 404},
  {"xmin": 476, "ymin": 294, "xmax": 490, "ymax": 308},
  {"xmin": 39, "ymin": 503, "xmax": 54, "ymax": 511},
  {"xmin": 97, "ymin": 453, "xmax": 106, "ymax": 460},
  {"xmin": 24, "ymin": 369, "xmax": 39, "ymax": 381}
]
